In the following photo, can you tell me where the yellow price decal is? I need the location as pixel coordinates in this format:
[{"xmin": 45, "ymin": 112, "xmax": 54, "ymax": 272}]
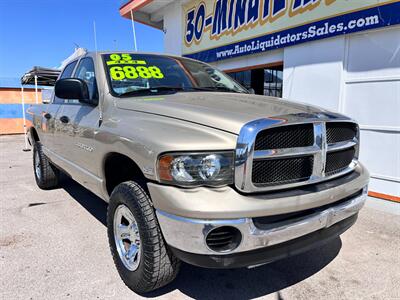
[
  {"xmin": 106, "ymin": 53, "xmax": 147, "ymax": 65},
  {"xmin": 109, "ymin": 66, "xmax": 164, "ymax": 80}
]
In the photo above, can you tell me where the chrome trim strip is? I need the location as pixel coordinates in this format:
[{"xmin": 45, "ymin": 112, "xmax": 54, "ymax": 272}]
[
  {"xmin": 156, "ymin": 186, "xmax": 367, "ymax": 255},
  {"xmin": 313, "ymin": 122, "xmax": 326, "ymax": 177},
  {"xmin": 235, "ymin": 115, "xmax": 359, "ymax": 193},
  {"xmin": 253, "ymin": 146, "xmax": 320, "ymax": 160},
  {"xmin": 328, "ymin": 139, "xmax": 358, "ymax": 152}
]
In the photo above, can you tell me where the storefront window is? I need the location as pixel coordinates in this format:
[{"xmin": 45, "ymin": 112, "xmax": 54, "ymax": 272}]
[
  {"xmin": 226, "ymin": 65, "xmax": 283, "ymax": 97},
  {"xmin": 228, "ymin": 70, "xmax": 251, "ymax": 89},
  {"xmin": 264, "ymin": 68, "xmax": 283, "ymax": 98}
]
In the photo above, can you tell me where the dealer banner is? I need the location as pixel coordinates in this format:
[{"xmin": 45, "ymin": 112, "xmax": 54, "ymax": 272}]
[{"xmin": 182, "ymin": 0, "xmax": 400, "ymax": 62}]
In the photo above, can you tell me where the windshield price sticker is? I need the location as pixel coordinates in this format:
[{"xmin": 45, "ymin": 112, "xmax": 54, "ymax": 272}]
[
  {"xmin": 109, "ymin": 66, "xmax": 164, "ymax": 80},
  {"xmin": 107, "ymin": 60, "xmax": 146, "ymax": 65},
  {"xmin": 106, "ymin": 53, "xmax": 146, "ymax": 65},
  {"xmin": 106, "ymin": 54, "xmax": 165, "ymax": 80}
]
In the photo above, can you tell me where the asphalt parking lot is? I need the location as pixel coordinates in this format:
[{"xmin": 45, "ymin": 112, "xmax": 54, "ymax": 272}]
[{"xmin": 1, "ymin": 134, "xmax": 399, "ymax": 300}]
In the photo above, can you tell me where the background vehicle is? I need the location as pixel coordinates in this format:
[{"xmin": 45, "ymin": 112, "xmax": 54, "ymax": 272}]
[{"xmin": 27, "ymin": 51, "xmax": 369, "ymax": 294}]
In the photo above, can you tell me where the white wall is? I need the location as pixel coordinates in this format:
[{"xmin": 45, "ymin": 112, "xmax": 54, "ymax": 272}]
[
  {"xmin": 282, "ymin": 36, "xmax": 346, "ymax": 111},
  {"xmin": 342, "ymin": 26, "xmax": 400, "ymax": 197},
  {"xmin": 162, "ymin": 1, "xmax": 184, "ymax": 56},
  {"xmin": 283, "ymin": 26, "xmax": 400, "ymax": 197}
]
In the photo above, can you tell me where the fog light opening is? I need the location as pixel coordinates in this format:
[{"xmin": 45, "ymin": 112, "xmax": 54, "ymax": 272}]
[{"xmin": 205, "ymin": 226, "xmax": 242, "ymax": 252}]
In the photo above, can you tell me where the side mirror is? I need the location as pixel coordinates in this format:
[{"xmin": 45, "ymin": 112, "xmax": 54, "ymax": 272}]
[{"xmin": 55, "ymin": 78, "xmax": 89, "ymax": 101}]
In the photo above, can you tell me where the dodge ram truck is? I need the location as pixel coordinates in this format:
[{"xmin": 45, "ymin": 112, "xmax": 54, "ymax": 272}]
[{"xmin": 27, "ymin": 51, "xmax": 369, "ymax": 293}]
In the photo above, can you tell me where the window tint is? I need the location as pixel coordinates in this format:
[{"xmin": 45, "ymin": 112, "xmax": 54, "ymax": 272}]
[
  {"xmin": 74, "ymin": 57, "xmax": 98, "ymax": 105},
  {"xmin": 53, "ymin": 60, "xmax": 78, "ymax": 104},
  {"xmin": 179, "ymin": 59, "xmax": 237, "ymax": 89},
  {"xmin": 60, "ymin": 61, "xmax": 77, "ymax": 79}
]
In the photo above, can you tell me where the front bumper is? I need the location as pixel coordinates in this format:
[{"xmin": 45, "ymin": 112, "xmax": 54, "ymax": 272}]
[
  {"xmin": 148, "ymin": 163, "xmax": 369, "ymax": 219},
  {"xmin": 170, "ymin": 214, "xmax": 358, "ymax": 269},
  {"xmin": 156, "ymin": 186, "xmax": 367, "ymax": 258}
]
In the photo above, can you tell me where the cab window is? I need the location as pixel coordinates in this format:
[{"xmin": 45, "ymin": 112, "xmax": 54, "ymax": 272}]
[
  {"xmin": 53, "ymin": 60, "xmax": 77, "ymax": 104},
  {"xmin": 74, "ymin": 57, "xmax": 98, "ymax": 105},
  {"xmin": 60, "ymin": 61, "xmax": 77, "ymax": 79}
]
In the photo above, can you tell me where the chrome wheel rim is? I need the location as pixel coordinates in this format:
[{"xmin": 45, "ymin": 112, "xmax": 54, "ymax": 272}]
[
  {"xmin": 113, "ymin": 205, "xmax": 141, "ymax": 271},
  {"xmin": 34, "ymin": 151, "xmax": 41, "ymax": 179}
]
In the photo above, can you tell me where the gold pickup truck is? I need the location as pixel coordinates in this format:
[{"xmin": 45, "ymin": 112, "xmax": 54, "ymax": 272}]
[{"xmin": 28, "ymin": 51, "xmax": 369, "ymax": 294}]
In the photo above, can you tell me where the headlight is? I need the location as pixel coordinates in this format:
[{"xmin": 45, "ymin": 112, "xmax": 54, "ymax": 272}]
[{"xmin": 157, "ymin": 152, "xmax": 234, "ymax": 187}]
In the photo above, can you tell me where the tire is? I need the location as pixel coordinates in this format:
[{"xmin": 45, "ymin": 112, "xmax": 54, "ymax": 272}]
[
  {"xmin": 107, "ymin": 181, "xmax": 180, "ymax": 294},
  {"xmin": 33, "ymin": 142, "xmax": 59, "ymax": 190}
]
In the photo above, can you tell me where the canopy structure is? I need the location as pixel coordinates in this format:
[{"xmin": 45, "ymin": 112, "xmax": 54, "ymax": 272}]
[
  {"xmin": 19, "ymin": 66, "xmax": 60, "ymax": 151},
  {"xmin": 21, "ymin": 66, "xmax": 60, "ymax": 87}
]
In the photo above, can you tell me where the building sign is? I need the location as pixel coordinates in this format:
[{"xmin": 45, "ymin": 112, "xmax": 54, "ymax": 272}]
[{"xmin": 183, "ymin": 0, "xmax": 400, "ymax": 62}]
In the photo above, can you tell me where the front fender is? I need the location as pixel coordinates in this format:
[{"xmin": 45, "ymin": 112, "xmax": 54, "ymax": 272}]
[{"xmin": 96, "ymin": 109, "xmax": 238, "ymax": 182}]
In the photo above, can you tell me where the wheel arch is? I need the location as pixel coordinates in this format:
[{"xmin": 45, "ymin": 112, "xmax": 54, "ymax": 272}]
[
  {"xmin": 28, "ymin": 127, "xmax": 40, "ymax": 145},
  {"xmin": 103, "ymin": 152, "xmax": 148, "ymax": 197}
]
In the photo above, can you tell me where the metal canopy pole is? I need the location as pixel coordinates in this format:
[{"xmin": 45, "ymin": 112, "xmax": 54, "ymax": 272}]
[
  {"xmin": 21, "ymin": 86, "xmax": 30, "ymax": 152},
  {"xmin": 130, "ymin": 10, "xmax": 138, "ymax": 52},
  {"xmin": 34, "ymin": 75, "xmax": 39, "ymax": 104}
]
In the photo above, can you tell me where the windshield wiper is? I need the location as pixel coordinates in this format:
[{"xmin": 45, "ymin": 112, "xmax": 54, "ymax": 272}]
[
  {"xmin": 190, "ymin": 86, "xmax": 244, "ymax": 93},
  {"xmin": 117, "ymin": 85, "xmax": 246, "ymax": 97},
  {"xmin": 118, "ymin": 86, "xmax": 185, "ymax": 97}
]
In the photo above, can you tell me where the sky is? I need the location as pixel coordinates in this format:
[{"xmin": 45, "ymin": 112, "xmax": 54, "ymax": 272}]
[{"xmin": 0, "ymin": 0, "xmax": 164, "ymax": 78}]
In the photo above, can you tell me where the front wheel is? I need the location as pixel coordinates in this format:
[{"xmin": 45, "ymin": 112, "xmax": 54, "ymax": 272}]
[
  {"xmin": 107, "ymin": 181, "xmax": 180, "ymax": 294},
  {"xmin": 33, "ymin": 142, "xmax": 59, "ymax": 189}
]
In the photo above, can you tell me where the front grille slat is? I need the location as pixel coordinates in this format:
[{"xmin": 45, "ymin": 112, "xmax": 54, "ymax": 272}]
[
  {"xmin": 326, "ymin": 122, "xmax": 357, "ymax": 144},
  {"xmin": 252, "ymin": 156, "xmax": 313, "ymax": 186},
  {"xmin": 325, "ymin": 147, "xmax": 356, "ymax": 176},
  {"xmin": 255, "ymin": 124, "xmax": 314, "ymax": 150}
]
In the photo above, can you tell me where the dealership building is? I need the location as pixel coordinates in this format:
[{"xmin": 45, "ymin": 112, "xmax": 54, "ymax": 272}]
[{"xmin": 119, "ymin": 0, "xmax": 400, "ymax": 200}]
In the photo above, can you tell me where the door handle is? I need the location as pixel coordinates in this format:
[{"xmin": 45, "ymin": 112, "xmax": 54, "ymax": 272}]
[
  {"xmin": 44, "ymin": 113, "xmax": 52, "ymax": 119},
  {"xmin": 60, "ymin": 116, "xmax": 70, "ymax": 124}
]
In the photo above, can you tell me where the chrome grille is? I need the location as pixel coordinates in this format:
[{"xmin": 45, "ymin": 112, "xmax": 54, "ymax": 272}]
[{"xmin": 235, "ymin": 117, "xmax": 359, "ymax": 193}]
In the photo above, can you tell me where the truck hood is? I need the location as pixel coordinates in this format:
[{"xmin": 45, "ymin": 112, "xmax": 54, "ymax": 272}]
[{"xmin": 116, "ymin": 92, "xmax": 331, "ymax": 135}]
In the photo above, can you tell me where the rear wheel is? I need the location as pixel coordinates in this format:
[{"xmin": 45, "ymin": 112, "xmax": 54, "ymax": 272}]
[
  {"xmin": 33, "ymin": 142, "xmax": 59, "ymax": 189},
  {"xmin": 107, "ymin": 181, "xmax": 180, "ymax": 294}
]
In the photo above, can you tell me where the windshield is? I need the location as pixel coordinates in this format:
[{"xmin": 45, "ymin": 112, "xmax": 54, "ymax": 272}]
[{"xmin": 102, "ymin": 53, "xmax": 248, "ymax": 97}]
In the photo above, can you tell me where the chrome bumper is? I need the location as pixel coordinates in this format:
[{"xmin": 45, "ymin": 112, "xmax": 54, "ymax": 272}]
[{"xmin": 156, "ymin": 186, "xmax": 367, "ymax": 255}]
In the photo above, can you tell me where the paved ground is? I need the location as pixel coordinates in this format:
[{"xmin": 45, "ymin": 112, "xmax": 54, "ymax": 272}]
[{"xmin": 1, "ymin": 134, "xmax": 399, "ymax": 300}]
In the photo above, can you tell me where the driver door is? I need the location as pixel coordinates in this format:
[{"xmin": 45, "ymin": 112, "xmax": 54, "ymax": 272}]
[{"xmin": 54, "ymin": 56, "xmax": 102, "ymax": 190}]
